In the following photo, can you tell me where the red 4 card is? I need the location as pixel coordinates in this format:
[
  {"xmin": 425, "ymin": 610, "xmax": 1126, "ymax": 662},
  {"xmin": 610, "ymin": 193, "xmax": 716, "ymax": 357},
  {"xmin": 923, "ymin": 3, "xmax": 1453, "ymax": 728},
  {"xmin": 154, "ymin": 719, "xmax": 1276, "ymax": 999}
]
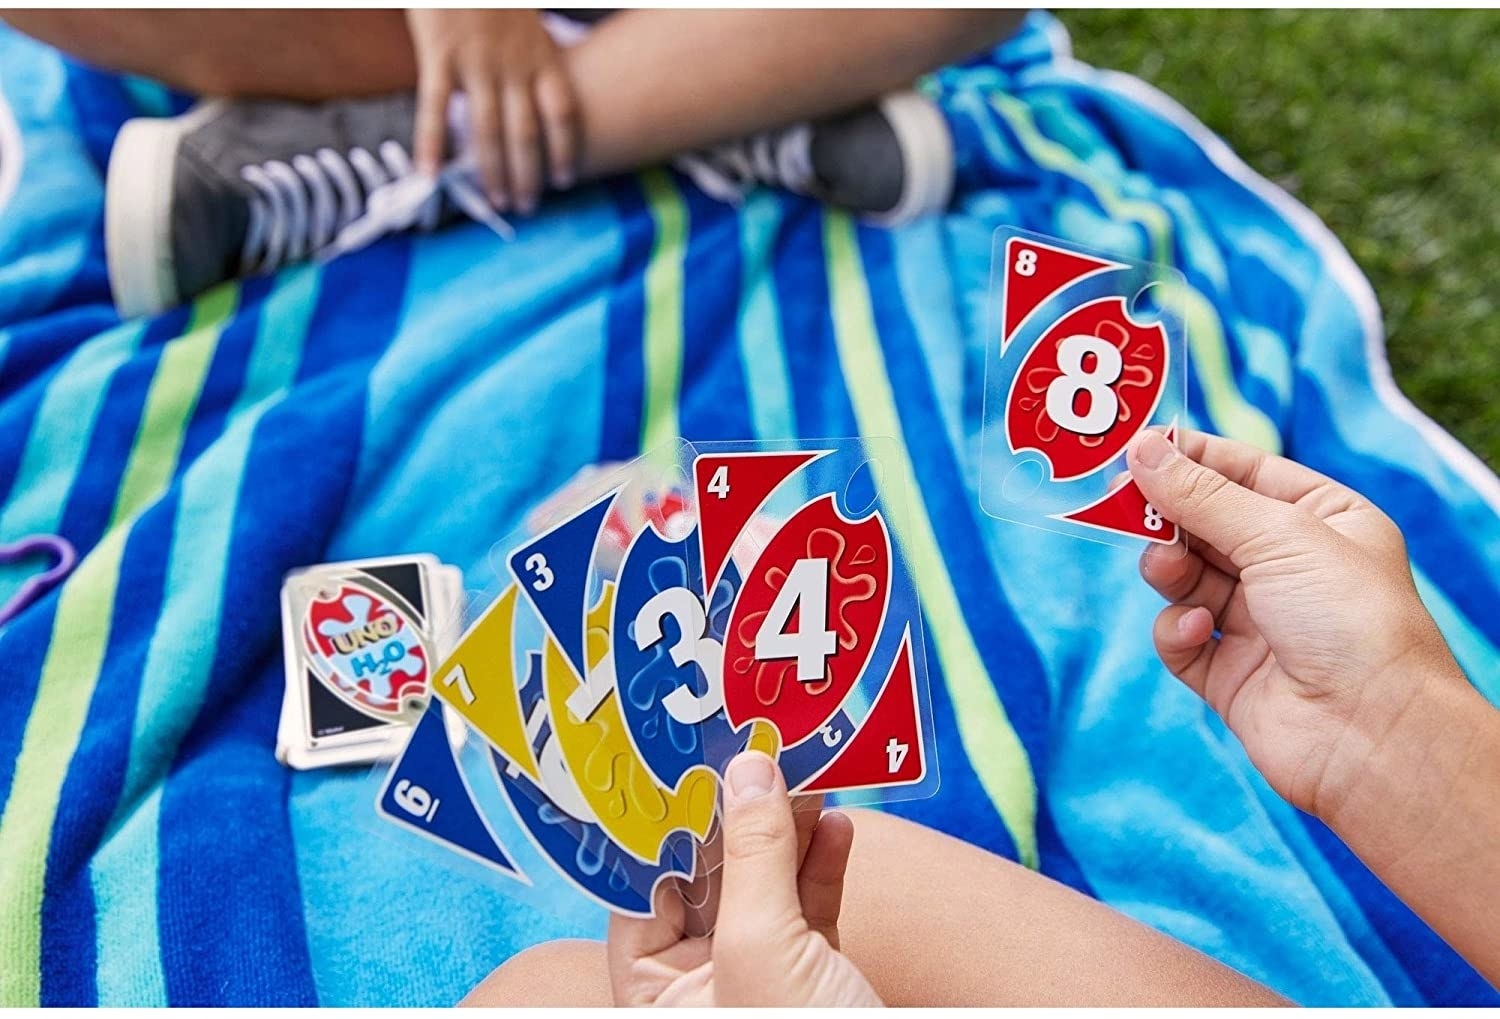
[
  {"xmin": 720, "ymin": 492, "xmax": 891, "ymax": 747},
  {"xmin": 798, "ymin": 628, "xmax": 924, "ymax": 792},
  {"xmin": 691, "ymin": 441, "xmax": 937, "ymax": 799},
  {"xmin": 694, "ymin": 450, "xmax": 822, "ymax": 593},
  {"xmin": 981, "ymin": 228, "xmax": 1188, "ymax": 549}
]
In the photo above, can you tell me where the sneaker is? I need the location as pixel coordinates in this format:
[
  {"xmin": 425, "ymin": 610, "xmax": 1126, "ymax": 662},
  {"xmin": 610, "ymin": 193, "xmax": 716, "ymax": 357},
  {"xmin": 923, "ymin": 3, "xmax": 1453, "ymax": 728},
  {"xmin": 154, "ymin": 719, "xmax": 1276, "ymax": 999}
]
[
  {"xmin": 105, "ymin": 93, "xmax": 504, "ymax": 318},
  {"xmin": 675, "ymin": 89, "xmax": 953, "ymax": 226}
]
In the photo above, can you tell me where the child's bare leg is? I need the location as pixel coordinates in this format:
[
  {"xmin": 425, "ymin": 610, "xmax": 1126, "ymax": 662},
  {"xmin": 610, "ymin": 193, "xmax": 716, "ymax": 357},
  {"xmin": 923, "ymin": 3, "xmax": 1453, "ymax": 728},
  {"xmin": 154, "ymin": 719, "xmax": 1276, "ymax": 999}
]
[
  {"xmin": 462, "ymin": 809, "xmax": 1286, "ymax": 1007},
  {"xmin": 558, "ymin": 9, "xmax": 1020, "ymax": 178},
  {"xmin": 4, "ymin": 9, "xmax": 1017, "ymax": 181},
  {"xmin": 837, "ymin": 810, "xmax": 1284, "ymax": 1006},
  {"xmin": 459, "ymin": 940, "xmax": 610, "ymax": 1007}
]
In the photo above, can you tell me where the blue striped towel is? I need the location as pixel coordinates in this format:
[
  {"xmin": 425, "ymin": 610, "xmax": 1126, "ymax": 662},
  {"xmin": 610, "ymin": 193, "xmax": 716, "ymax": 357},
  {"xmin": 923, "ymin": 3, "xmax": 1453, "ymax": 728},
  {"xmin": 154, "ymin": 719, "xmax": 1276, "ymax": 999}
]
[{"xmin": 0, "ymin": 11, "xmax": 1496, "ymax": 1007}]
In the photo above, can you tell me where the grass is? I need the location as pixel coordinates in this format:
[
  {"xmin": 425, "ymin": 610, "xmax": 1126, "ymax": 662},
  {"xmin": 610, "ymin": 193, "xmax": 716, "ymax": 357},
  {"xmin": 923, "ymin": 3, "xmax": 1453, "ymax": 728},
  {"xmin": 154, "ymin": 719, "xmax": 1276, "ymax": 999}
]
[{"xmin": 1061, "ymin": 10, "xmax": 1500, "ymax": 471}]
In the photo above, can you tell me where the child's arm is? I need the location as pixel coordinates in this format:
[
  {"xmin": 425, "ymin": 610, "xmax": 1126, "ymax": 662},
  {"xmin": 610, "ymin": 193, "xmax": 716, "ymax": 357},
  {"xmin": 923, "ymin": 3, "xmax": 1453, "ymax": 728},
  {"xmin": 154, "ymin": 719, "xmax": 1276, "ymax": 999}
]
[
  {"xmin": 1129, "ymin": 428, "xmax": 1500, "ymax": 988},
  {"xmin": 1324, "ymin": 658, "xmax": 1500, "ymax": 988}
]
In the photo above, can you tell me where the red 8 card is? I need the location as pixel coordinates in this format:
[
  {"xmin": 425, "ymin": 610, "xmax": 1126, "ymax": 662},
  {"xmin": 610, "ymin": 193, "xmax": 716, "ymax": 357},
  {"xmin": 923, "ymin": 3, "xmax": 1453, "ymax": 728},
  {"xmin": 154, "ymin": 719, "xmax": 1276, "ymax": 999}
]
[{"xmin": 981, "ymin": 229, "xmax": 1189, "ymax": 550}]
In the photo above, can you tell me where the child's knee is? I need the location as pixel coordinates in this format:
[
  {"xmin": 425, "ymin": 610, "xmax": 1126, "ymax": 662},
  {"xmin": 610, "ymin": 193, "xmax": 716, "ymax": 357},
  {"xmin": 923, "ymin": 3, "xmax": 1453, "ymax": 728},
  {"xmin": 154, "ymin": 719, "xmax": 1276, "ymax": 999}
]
[{"xmin": 460, "ymin": 938, "xmax": 609, "ymax": 1006}]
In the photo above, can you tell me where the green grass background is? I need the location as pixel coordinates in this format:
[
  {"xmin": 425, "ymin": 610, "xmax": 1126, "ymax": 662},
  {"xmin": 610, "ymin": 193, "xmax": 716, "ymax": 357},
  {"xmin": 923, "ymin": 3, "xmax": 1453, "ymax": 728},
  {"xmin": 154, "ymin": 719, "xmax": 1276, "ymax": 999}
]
[{"xmin": 1062, "ymin": 10, "xmax": 1500, "ymax": 470}]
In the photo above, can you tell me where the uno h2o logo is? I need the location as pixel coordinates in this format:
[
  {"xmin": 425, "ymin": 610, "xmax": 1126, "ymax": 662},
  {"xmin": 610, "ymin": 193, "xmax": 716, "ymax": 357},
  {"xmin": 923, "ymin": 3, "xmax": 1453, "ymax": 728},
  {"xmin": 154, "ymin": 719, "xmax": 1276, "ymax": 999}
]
[{"xmin": 305, "ymin": 583, "xmax": 429, "ymax": 713}]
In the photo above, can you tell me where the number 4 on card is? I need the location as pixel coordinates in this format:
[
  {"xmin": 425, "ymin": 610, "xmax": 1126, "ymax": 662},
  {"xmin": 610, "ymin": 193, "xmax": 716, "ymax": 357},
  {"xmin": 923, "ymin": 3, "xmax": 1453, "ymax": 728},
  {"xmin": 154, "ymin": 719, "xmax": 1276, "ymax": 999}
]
[{"xmin": 753, "ymin": 557, "xmax": 836, "ymax": 682}]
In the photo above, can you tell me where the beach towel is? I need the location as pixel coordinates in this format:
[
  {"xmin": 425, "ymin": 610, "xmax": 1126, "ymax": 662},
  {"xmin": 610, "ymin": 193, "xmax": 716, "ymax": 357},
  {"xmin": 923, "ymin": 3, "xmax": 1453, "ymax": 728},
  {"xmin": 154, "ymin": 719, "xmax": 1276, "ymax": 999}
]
[{"xmin": 1, "ymin": 11, "xmax": 1496, "ymax": 1006}]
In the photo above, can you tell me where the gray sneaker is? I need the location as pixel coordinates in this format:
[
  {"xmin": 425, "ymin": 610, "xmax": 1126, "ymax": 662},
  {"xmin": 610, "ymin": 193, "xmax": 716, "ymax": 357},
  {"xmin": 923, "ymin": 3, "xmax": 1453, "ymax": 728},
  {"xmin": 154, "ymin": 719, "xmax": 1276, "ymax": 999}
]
[
  {"xmin": 676, "ymin": 90, "xmax": 953, "ymax": 226},
  {"xmin": 105, "ymin": 93, "xmax": 445, "ymax": 317}
]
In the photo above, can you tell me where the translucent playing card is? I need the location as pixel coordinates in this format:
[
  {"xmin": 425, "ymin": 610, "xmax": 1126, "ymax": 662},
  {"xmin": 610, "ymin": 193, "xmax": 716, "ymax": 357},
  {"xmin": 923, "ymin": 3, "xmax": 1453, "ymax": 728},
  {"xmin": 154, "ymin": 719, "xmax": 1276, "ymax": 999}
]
[
  {"xmin": 278, "ymin": 555, "xmax": 462, "ymax": 770},
  {"xmin": 688, "ymin": 437, "xmax": 940, "ymax": 811},
  {"xmin": 365, "ymin": 698, "xmax": 707, "ymax": 927},
  {"xmin": 980, "ymin": 227, "xmax": 1190, "ymax": 552},
  {"xmin": 401, "ymin": 444, "xmax": 721, "ymax": 926}
]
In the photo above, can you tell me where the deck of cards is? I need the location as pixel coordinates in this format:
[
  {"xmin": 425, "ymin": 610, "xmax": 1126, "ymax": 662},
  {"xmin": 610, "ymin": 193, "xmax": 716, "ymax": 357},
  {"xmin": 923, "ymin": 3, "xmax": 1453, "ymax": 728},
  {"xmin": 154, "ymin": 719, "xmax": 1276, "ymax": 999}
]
[
  {"xmin": 277, "ymin": 555, "xmax": 463, "ymax": 770},
  {"xmin": 370, "ymin": 439, "xmax": 939, "ymax": 923},
  {"xmin": 980, "ymin": 227, "xmax": 1190, "ymax": 550}
]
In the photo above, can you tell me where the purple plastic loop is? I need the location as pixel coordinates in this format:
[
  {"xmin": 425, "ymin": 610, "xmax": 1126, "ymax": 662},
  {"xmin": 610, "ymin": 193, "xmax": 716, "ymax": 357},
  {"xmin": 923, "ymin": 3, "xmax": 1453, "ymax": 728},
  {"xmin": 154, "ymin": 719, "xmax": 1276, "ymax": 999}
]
[{"xmin": 0, "ymin": 534, "xmax": 79, "ymax": 627}]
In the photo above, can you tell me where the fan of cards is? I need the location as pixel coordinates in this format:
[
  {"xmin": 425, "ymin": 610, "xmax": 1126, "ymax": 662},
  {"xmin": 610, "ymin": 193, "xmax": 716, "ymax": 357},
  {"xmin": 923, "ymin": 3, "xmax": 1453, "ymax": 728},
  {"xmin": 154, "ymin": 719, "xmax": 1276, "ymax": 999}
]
[{"xmin": 311, "ymin": 440, "xmax": 938, "ymax": 922}]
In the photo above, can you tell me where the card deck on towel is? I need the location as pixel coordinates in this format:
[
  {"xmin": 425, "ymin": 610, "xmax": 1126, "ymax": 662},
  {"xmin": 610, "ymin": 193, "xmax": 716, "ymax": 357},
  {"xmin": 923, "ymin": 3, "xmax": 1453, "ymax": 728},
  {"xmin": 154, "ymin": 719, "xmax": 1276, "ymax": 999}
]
[
  {"xmin": 374, "ymin": 441, "xmax": 939, "ymax": 922},
  {"xmin": 277, "ymin": 554, "xmax": 462, "ymax": 770},
  {"xmin": 979, "ymin": 227, "xmax": 1190, "ymax": 550}
]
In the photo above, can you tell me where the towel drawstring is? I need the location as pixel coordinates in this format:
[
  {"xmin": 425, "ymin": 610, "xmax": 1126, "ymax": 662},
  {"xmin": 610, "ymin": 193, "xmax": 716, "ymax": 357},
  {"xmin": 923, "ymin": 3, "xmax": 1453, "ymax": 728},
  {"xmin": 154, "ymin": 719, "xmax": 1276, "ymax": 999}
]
[{"xmin": 0, "ymin": 534, "xmax": 78, "ymax": 628}]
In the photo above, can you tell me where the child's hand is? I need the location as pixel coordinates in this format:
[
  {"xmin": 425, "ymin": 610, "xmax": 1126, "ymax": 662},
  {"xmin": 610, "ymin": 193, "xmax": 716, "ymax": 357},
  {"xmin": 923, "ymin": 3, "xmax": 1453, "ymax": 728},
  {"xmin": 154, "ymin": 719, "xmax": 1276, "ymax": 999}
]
[
  {"xmin": 405, "ymin": 8, "xmax": 577, "ymax": 213},
  {"xmin": 606, "ymin": 752, "xmax": 882, "ymax": 1007},
  {"xmin": 1127, "ymin": 429, "xmax": 1468, "ymax": 823}
]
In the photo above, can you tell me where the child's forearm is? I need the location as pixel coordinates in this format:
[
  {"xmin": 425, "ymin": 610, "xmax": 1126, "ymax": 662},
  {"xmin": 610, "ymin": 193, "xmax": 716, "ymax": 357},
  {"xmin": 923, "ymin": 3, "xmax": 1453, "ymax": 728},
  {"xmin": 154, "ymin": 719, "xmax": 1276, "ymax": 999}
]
[{"xmin": 1321, "ymin": 655, "xmax": 1500, "ymax": 988}]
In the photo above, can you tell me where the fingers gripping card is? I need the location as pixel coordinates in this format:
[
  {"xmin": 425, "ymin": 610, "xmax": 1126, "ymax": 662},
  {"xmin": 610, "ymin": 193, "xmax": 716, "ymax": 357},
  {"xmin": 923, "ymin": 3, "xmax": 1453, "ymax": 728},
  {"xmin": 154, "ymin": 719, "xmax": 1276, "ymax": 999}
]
[
  {"xmin": 691, "ymin": 440, "xmax": 938, "ymax": 802},
  {"xmin": 980, "ymin": 228, "xmax": 1189, "ymax": 550},
  {"xmin": 372, "ymin": 441, "xmax": 939, "ymax": 925}
]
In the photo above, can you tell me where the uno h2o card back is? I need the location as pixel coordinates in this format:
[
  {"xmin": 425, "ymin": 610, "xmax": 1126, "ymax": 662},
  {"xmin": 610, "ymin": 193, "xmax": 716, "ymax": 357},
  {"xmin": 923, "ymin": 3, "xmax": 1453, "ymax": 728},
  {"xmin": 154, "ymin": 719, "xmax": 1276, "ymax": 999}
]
[
  {"xmin": 277, "ymin": 554, "xmax": 462, "ymax": 770},
  {"xmin": 980, "ymin": 228, "xmax": 1189, "ymax": 552}
]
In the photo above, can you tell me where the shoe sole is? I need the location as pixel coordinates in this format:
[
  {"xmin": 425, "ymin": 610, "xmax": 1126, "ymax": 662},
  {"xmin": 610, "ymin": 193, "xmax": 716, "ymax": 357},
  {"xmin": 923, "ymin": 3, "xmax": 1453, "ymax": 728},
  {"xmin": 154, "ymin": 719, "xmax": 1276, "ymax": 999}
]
[
  {"xmin": 105, "ymin": 101, "xmax": 224, "ymax": 318},
  {"xmin": 865, "ymin": 90, "xmax": 955, "ymax": 228}
]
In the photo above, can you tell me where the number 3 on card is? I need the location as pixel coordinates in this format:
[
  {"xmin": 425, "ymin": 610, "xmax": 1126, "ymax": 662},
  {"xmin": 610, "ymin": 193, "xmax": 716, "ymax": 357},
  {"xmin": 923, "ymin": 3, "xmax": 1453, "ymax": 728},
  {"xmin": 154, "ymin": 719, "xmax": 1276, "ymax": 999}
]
[{"xmin": 524, "ymin": 553, "xmax": 553, "ymax": 592}]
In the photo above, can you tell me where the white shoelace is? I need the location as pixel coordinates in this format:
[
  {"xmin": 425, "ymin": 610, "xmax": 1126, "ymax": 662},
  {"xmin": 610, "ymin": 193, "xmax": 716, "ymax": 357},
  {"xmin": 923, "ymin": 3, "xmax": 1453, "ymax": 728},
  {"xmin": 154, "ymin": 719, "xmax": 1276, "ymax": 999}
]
[
  {"xmin": 673, "ymin": 123, "xmax": 816, "ymax": 206},
  {"xmin": 239, "ymin": 142, "xmax": 513, "ymax": 272}
]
